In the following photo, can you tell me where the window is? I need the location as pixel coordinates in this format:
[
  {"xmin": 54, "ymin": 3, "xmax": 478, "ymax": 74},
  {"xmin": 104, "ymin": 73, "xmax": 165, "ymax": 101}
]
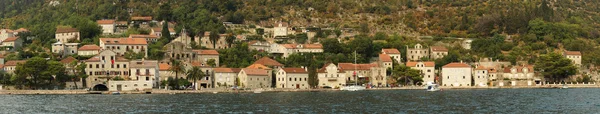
[
  {"xmin": 463, "ymin": 76, "xmax": 465, "ymax": 79},
  {"xmin": 136, "ymin": 69, "xmax": 140, "ymax": 75},
  {"xmin": 117, "ymin": 64, "xmax": 120, "ymax": 68},
  {"xmin": 96, "ymin": 64, "xmax": 99, "ymax": 68},
  {"xmin": 124, "ymin": 64, "xmax": 127, "ymax": 68},
  {"xmin": 289, "ymin": 78, "xmax": 292, "ymax": 81},
  {"xmin": 427, "ymin": 70, "xmax": 431, "ymax": 72},
  {"xmin": 111, "ymin": 64, "xmax": 114, "ymax": 68},
  {"xmin": 134, "ymin": 84, "xmax": 138, "ymax": 87},
  {"xmin": 146, "ymin": 77, "xmax": 150, "ymax": 81},
  {"xmin": 447, "ymin": 76, "xmax": 449, "ymax": 79}
]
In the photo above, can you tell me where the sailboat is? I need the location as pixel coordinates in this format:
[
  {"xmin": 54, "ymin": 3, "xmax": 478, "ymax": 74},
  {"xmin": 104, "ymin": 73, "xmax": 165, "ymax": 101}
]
[{"xmin": 341, "ymin": 51, "xmax": 366, "ymax": 91}]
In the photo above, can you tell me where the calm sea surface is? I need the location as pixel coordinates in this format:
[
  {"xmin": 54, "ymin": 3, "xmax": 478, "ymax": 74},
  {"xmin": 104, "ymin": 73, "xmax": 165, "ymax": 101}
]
[{"xmin": 1, "ymin": 88, "xmax": 599, "ymax": 113}]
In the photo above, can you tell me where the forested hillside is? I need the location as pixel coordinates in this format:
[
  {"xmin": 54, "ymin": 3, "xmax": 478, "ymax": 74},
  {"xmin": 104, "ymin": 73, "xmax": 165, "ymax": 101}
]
[{"xmin": 1, "ymin": 0, "xmax": 600, "ymax": 65}]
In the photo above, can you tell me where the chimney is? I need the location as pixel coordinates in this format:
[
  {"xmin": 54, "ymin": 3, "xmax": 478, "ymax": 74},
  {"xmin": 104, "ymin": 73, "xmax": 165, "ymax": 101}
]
[{"xmin": 460, "ymin": 60, "xmax": 463, "ymax": 63}]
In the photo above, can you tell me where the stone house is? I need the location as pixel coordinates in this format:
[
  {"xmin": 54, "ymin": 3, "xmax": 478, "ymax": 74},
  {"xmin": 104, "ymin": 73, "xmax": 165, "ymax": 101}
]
[
  {"xmin": 406, "ymin": 61, "xmax": 436, "ymax": 83},
  {"xmin": 238, "ymin": 68, "xmax": 271, "ymax": 88},
  {"xmin": 379, "ymin": 54, "xmax": 393, "ymax": 70},
  {"xmin": 317, "ymin": 63, "xmax": 346, "ymax": 88},
  {"xmin": 150, "ymin": 27, "xmax": 175, "ymax": 37},
  {"xmin": 0, "ymin": 28, "xmax": 28, "ymax": 42},
  {"xmin": 473, "ymin": 66, "xmax": 489, "ymax": 86},
  {"xmin": 55, "ymin": 27, "xmax": 80, "ymax": 43},
  {"xmin": 97, "ymin": 19, "xmax": 115, "ymax": 34},
  {"xmin": 430, "ymin": 46, "xmax": 448, "ymax": 60},
  {"xmin": 271, "ymin": 43, "xmax": 323, "ymax": 58},
  {"xmin": 407, "ymin": 44, "xmax": 429, "ymax": 61},
  {"xmin": 1, "ymin": 37, "xmax": 23, "ymax": 51},
  {"xmin": 52, "ymin": 42, "xmax": 79, "ymax": 56},
  {"xmin": 198, "ymin": 32, "xmax": 230, "ymax": 49},
  {"xmin": 441, "ymin": 62, "xmax": 472, "ymax": 87},
  {"xmin": 84, "ymin": 50, "xmax": 131, "ymax": 88},
  {"xmin": 129, "ymin": 34, "xmax": 159, "ymax": 43},
  {"xmin": 248, "ymin": 40, "xmax": 271, "ymax": 52},
  {"xmin": 77, "ymin": 44, "xmax": 101, "ymax": 56},
  {"xmin": 381, "ymin": 48, "xmax": 402, "ymax": 64},
  {"xmin": 564, "ymin": 51, "xmax": 582, "ymax": 67},
  {"xmin": 130, "ymin": 16, "xmax": 153, "ymax": 28},
  {"xmin": 3, "ymin": 60, "xmax": 26, "ymax": 74},
  {"xmin": 213, "ymin": 68, "xmax": 241, "ymax": 88},
  {"xmin": 337, "ymin": 63, "xmax": 387, "ymax": 87},
  {"xmin": 276, "ymin": 67, "xmax": 309, "ymax": 89},
  {"xmin": 99, "ymin": 38, "xmax": 148, "ymax": 56}
]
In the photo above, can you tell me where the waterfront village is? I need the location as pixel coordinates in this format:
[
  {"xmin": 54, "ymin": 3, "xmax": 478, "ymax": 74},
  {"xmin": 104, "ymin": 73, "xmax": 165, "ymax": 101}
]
[{"xmin": 0, "ymin": 16, "xmax": 597, "ymax": 93}]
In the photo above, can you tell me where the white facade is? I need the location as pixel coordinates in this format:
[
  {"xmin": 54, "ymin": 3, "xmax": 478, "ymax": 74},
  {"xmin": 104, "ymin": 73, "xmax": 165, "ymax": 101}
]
[
  {"xmin": 407, "ymin": 44, "xmax": 429, "ymax": 61},
  {"xmin": 406, "ymin": 62, "xmax": 435, "ymax": 83},
  {"xmin": 473, "ymin": 68, "xmax": 489, "ymax": 86},
  {"xmin": 441, "ymin": 63, "xmax": 472, "ymax": 87},
  {"xmin": 276, "ymin": 68, "xmax": 309, "ymax": 89},
  {"xmin": 317, "ymin": 63, "xmax": 346, "ymax": 88},
  {"xmin": 273, "ymin": 22, "xmax": 288, "ymax": 37}
]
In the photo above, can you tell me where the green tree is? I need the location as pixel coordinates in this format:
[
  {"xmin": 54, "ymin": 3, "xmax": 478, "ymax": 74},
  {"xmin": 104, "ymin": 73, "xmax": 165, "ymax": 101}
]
[
  {"xmin": 157, "ymin": 2, "xmax": 173, "ymax": 21},
  {"xmin": 391, "ymin": 64, "xmax": 422, "ymax": 85},
  {"xmin": 256, "ymin": 28, "xmax": 264, "ymax": 35},
  {"xmin": 62, "ymin": 16, "xmax": 102, "ymax": 41},
  {"xmin": 225, "ymin": 34, "xmax": 236, "ymax": 47},
  {"xmin": 534, "ymin": 53, "xmax": 577, "ymax": 82},
  {"xmin": 207, "ymin": 59, "xmax": 217, "ymax": 67},
  {"xmin": 209, "ymin": 30, "xmax": 219, "ymax": 49},
  {"xmin": 169, "ymin": 59, "xmax": 186, "ymax": 90},
  {"xmin": 161, "ymin": 22, "xmax": 172, "ymax": 42},
  {"xmin": 14, "ymin": 57, "xmax": 66, "ymax": 89},
  {"xmin": 124, "ymin": 50, "xmax": 145, "ymax": 60},
  {"xmin": 186, "ymin": 66, "xmax": 206, "ymax": 90}
]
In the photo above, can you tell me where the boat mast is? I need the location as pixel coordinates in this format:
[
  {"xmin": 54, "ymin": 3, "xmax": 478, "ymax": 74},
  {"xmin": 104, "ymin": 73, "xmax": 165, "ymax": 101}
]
[{"xmin": 354, "ymin": 50, "xmax": 357, "ymax": 86}]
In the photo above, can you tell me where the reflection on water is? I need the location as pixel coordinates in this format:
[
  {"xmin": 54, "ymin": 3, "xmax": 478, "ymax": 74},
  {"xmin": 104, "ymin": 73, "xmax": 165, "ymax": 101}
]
[{"xmin": 0, "ymin": 88, "xmax": 599, "ymax": 113}]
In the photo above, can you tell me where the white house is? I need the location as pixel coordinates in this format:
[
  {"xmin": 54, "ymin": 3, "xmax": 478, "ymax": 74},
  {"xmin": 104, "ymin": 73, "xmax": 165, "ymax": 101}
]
[
  {"xmin": 77, "ymin": 45, "xmax": 101, "ymax": 56},
  {"xmin": 276, "ymin": 67, "xmax": 309, "ymax": 89},
  {"xmin": 97, "ymin": 19, "xmax": 116, "ymax": 34},
  {"xmin": 317, "ymin": 63, "xmax": 346, "ymax": 88},
  {"xmin": 406, "ymin": 61, "xmax": 436, "ymax": 83},
  {"xmin": 441, "ymin": 62, "xmax": 472, "ymax": 87},
  {"xmin": 99, "ymin": 38, "xmax": 148, "ymax": 56},
  {"xmin": 564, "ymin": 51, "xmax": 582, "ymax": 67},
  {"xmin": 381, "ymin": 48, "xmax": 402, "ymax": 64},
  {"xmin": 55, "ymin": 27, "xmax": 80, "ymax": 43},
  {"xmin": 273, "ymin": 22, "xmax": 288, "ymax": 38},
  {"xmin": 213, "ymin": 68, "xmax": 241, "ymax": 88},
  {"xmin": 473, "ymin": 66, "xmax": 489, "ymax": 87},
  {"xmin": 407, "ymin": 44, "xmax": 429, "ymax": 61}
]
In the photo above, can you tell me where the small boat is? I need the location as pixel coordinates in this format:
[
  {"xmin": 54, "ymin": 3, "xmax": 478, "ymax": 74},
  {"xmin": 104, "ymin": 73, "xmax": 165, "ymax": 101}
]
[
  {"xmin": 253, "ymin": 88, "xmax": 263, "ymax": 93},
  {"xmin": 561, "ymin": 84, "xmax": 569, "ymax": 89},
  {"xmin": 340, "ymin": 85, "xmax": 366, "ymax": 91},
  {"xmin": 111, "ymin": 91, "xmax": 121, "ymax": 95},
  {"xmin": 425, "ymin": 82, "xmax": 440, "ymax": 92},
  {"xmin": 212, "ymin": 92, "xmax": 218, "ymax": 94}
]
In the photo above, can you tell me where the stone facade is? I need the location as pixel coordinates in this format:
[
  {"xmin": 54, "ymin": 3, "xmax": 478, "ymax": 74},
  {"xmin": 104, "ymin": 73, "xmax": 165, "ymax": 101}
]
[
  {"xmin": 238, "ymin": 68, "xmax": 271, "ymax": 88},
  {"xmin": 406, "ymin": 61, "xmax": 436, "ymax": 83},
  {"xmin": 276, "ymin": 68, "xmax": 309, "ymax": 89},
  {"xmin": 55, "ymin": 27, "xmax": 80, "ymax": 43},
  {"xmin": 407, "ymin": 44, "xmax": 429, "ymax": 61},
  {"xmin": 99, "ymin": 38, "xmax": 148, "ymax": 56},
  {"xmin": 441, "ymin": 62, "xmax": 472, "ymax": 87},
  {"xmin": 317, "ymin": 63, "xmax": 346, "ymax": 88}
]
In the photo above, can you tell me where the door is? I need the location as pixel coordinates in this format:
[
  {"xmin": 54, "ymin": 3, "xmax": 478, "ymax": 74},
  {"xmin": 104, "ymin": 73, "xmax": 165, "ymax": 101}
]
[
  {"xmin": 296, "ymin": 84, "xmax": 300, "ymax": 89},
  {"xmin": 117, "ymin": 84, "xmax": 122, "ymax": 91}
]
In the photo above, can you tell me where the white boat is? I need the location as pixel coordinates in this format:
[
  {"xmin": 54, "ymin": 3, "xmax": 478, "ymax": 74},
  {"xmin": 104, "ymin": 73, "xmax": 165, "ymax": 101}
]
[
  {"xmin": 111, "ymin": 91, "xmax": 121, "ymax": 95},
  {"xmin": 561, "ymin": 84, "xmax": 569, "ymax": 89},
  {"xmin": 253, "ymin": 88, "xmax": 263, "ymax": 93},
  {"xmin": 425, "ymin": 82, "xmax": 440, "ymax": 92},
  {"xmin": 341, "ymin": 85, "xmax": 366, "ymax": 91}
]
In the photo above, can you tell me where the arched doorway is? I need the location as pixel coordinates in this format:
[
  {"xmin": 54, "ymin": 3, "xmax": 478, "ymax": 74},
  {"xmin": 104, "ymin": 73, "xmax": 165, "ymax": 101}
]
[{"xmin": 92, "ymin": 84, "xmax": 108, "ymax": 91}]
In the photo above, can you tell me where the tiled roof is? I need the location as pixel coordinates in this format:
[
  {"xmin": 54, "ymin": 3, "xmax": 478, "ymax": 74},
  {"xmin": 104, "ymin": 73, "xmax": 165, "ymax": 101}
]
[
  {"xmin": 242, "ymin": 68, "xmax": 269, "ymax": 76},
  {"xmin": 246, "ymin": 64, "xmax": 272, "ymax": 70},
  {"xmin": 14, "ymin": 28, "xmax": 28, "ymax": 32},
  {"xmin": 0, "ymin": 64, "xmax": 4, "ymax": 69},
  {"xmin": 253, "ymin": 57, "xmax": 283, "ymax": 66},
  {"xmin": 3, "ymin": 37, "xmax": 18, "ymax": 42},
  {"xmin": 193, "ymin": 50, "xmax": 219, "ymax": 55},
  {"xmin": 1, "ymin": 29, "xmax": 14, "ymax": 33},
  {"xmin": 442, "ymin": 63, "xmax": 471, "ymax": 68},
  {"xmin": 56, "ymin": 27, "xmax": 79, "ymax": 33},
  {"xmin": 97, "ymin": 19, "xmax": 115, "ymax": 24},
  {"xmin": 379, "ymin": 54, "xmax": 393, "ymax": 62},
  {"xmin": 60, "ymin": 56, "xmax": 78, "ymax": 64},
  {"xmin": 430, "ymin": 46, "xmax": 448, "ymax": 52},
  {"xmin": 100, "ymin": 38, "xmax": 147, "ymax": 45},
  {"xmin": 565, "ymin": 51, "xmax": 581, "ymax": 55},
  {"xmin": 488, "ymin": 68, "xmax": 498, "ymax": 73},
  {"xmin": 131, "ymin": 16, "xmax": 152, "ymax": 21},
  {"xmin": 474, "ymin": 66, "xmax": 488, "ymax": 70},
  {"xmin": 5, "ymin": 60, "xmax": 26, "ymax": 66},
  {"xmin": 129, "ymin": 34, "xmax": 159, "ymax": 39},
  {"xmin": 213, "ymin": 68, "xmax": 241, "ymax": 73},
  {"xmin": 0, "ymin": 54, "xmax": 4, "ymax": 58},
  {"xmin": 281, "ymin": 68, "xmax": 307, "ymax": 73},
  {"xmin": 159, "ymin": 63, "xmax": 171, "ymax": 71},
  {"xmin": 130, "ymin": 60, "xmax": 158, "ymax": 68},
  {"xmin": 406, "ymin": 61, "xmax": 435, "ymax": 67},
  {"xmin": 382, "ymin": 48, "xmax": 401, "ymax": 54},
  {"xmin": 338, "ymin": 63, "xmax": 378, "ymax": 71},
  {"xmin": 78, "ymin": 45, "xmax": 101, "ymax": 51}
]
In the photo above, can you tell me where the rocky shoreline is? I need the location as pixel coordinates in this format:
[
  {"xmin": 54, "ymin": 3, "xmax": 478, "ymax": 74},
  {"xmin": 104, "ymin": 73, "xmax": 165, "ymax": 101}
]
[{"xmin": 1, "ymin": 85, "xmax": 598, "ymax": 95}]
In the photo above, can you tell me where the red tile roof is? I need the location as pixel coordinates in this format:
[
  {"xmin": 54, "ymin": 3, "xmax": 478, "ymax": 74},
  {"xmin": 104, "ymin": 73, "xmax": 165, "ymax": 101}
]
[
  {"xmin": 100, "ymin": 38, "xmax": 147, "ymax": 45},
  {"xmin": 97, "ymin": 19, "xmax": 115, "ymax": 24},
  {"xmin": 253, "ymin": 57, "xmax": 283, "ymax": 66},
  {"xmin": 242, "ymin": 68, "xmax": 269, "ymax": 76},
  {"xmin": 56, "ymin": 27, "xmax": 79, "ymax": 33},
  {"xmin": 5, "ymin": 60, "xmax": 26, "ymax": 66},
  {"xmin": 406, "ymin": 61, "xmax": 435, "ymax": 67},
  {"xmin": 60, "ymin": 56, "xmax": 78, "ymax": 64},
  {"xmin": 159, "ymin": 63, "xmax": 171, "ymax": 71},
  {"xmin": 565, "ymin": 51, "xmax": 581, "ymax": 55},
  {"xmin": 3, "ymin": 37, "xmax": 18, "ymax": 42},
  {"xmin": 442, "ymin": 62, "xmax": 471, "ymax": 68},
  {"xmin": 213, "ymin": 68, "xmax": 242, "ymax": 73},
  {"xmin": 14, "ymin": 28, "xmax": 28, "ymax": 32},
  {"xmin": 379, "ymin": 54, "xmax": 393, "ymax": 62},
  {"xmin": 382, "ymin": 48, "xmax": 401, "ymax": 54},
  {"xmin": 78, "ymin": 45, "xmax": 101, "ymax": 51},
  {"xmin": 246, "ymin": 64, "xmax": 272, "ymax": 70},
  {"xmin": 338, "ymin": 63, "xmax": 378, "ymax": 71},
  {"xmin": 474, "ymin": 66, "xmax": 488, "ymax": 70},
  {"xmin": 430, "ymin": 46, "xmax": 448, "ymax": 52},
  {"xmin": 281, "ymin": 68, "xmax": 307, "ymax": 73},
  {"xmin": 131, "ymin": 16, "xmax": 153, "ymax": 21}
]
